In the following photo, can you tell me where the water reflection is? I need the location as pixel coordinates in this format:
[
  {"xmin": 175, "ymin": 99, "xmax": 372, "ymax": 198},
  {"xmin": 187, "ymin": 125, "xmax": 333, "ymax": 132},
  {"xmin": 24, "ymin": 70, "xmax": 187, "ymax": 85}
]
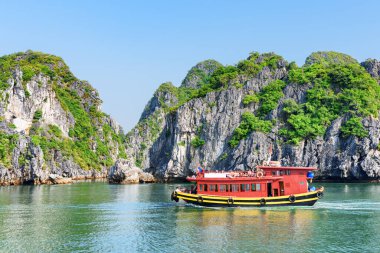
[{"xmin": 171, "ymin": 206, "xmax": 317, "ymax": 252}]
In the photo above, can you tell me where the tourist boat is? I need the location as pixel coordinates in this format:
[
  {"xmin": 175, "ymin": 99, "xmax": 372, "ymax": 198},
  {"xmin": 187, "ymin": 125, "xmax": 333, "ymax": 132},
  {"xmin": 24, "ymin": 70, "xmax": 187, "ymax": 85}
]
[{"xmin": 171, "ymin": 161, "xmax": 324, "ymax": 207}]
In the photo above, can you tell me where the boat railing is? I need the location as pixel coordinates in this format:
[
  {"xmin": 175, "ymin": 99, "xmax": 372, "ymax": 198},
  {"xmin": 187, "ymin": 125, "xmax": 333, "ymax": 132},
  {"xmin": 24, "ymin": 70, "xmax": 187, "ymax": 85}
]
[{"xmin": 197, "ymin": 170, "xmax": 266, "ymax": 178}]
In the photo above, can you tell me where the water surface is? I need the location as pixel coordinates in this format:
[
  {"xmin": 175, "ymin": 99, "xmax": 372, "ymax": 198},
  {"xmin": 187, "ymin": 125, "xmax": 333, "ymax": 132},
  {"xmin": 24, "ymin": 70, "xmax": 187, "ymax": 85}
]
[{"xmin": 0, "ymin": 182, "xmax": 379, "ymax": 252}]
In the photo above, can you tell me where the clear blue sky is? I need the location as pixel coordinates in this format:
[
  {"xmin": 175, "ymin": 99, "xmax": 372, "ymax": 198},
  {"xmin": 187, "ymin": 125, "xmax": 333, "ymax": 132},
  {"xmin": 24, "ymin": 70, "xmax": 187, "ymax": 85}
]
[{"xmin": 1, "ymin": 0, "xmax": 379, "ymax": 131}]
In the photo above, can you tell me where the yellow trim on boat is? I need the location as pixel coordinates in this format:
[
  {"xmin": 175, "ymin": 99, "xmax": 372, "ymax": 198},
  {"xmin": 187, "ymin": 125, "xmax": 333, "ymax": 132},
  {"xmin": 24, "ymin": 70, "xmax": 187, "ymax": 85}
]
[
  {"xmin": 176, "ymin": 189, "xmax": 322, "ymax": 202},
  {"xmin": 177, "ymin": 195, "xmax": 318, "ymax": 205}
]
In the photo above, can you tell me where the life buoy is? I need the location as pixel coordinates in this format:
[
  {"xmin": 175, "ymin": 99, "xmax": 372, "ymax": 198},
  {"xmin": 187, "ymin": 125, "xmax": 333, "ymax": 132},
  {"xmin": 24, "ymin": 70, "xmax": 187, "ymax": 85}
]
[
  {"xmin": 289, "ymin": 195, "xmax": 296, "ymax": 203},
  {"xmin": 197, "ymin": 196, "xmax": 203, "ymax": 204},
  {"xmin": 257, "ymin": 171, "xmax": 264, "ymax": 178},
  {"xmin": 317, "ymin": 191, "xmax": 323, "ymax": 199},
  {"xmin": 227, "ymin": 197, "xmax": 234, "ymax": 206},
  {"xmin": 260, "ymin": 198, "xmax": 266, "ymax": 206}
]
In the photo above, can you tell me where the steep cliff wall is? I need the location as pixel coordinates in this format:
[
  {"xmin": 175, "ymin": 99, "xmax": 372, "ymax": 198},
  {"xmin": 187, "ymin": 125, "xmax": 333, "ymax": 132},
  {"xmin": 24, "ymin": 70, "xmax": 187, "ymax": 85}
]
[
  {"xmin": 2, "ymin": 50, "xmax": 379, "ymax": 185},
  {"xmin": 0, "ymin": 51, "xmax": 126, "ymax": 185},
  {"xmin": 124, "ymin": 51, "xmax": 380, "ymax": 181}
]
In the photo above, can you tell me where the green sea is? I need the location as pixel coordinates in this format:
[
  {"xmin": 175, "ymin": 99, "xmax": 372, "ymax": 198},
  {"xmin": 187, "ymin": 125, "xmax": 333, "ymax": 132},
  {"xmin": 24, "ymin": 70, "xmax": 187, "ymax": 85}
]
[{"xmin": 0, "ymin": 182, "xmax": 379, "ymax": 253}]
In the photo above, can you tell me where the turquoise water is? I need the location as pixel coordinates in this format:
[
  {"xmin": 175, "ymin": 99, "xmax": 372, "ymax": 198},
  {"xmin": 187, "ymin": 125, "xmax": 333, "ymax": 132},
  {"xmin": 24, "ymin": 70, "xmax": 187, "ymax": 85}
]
[{"xmin": 0, "ymin": 182, "xmax": 380, "ymax": 253}]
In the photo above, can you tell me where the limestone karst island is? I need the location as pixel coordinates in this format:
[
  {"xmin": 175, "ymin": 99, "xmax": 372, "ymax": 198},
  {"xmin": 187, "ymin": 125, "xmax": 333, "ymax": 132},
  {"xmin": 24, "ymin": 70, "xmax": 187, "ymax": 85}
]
[{"xmin": 1, "ymin": 51, "xmax": 380, "ymax": 186}]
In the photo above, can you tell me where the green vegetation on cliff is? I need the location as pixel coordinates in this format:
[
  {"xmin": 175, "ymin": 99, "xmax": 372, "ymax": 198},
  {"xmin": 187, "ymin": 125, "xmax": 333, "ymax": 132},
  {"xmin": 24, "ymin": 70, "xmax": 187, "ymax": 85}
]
[
  {"xmin": 231, "ymin": 80, "xmax": 285, "ymax": 147},
  {"xmin": 155, "ymin": 52, "xmax": 287, "ymax": 113},
  {"xmin": 281, "ymin": 57, "xmax": 379, "ymax": 143},
  {"xmin": 229, "ymin": 112, "xmax": 272, "ymax": 147},
  {"xmin": 191, "ymin": 136, "xmax": 205, "ymax": 148},
  {"xmin": 0, "ymin": 50, "xmax": 74, "ymax": 91},
  {"xmin": 304, "ymin": 51, "xmax": 358, "ymax": 66},
  {"xmin": 0, "ymin": 51, "xmax": 126, "ymax": 171},
  {"xmin": 237, "ymin": 52, "xmax": 284, "ymax": 76},
  {"xmin": 242, "ymin": 93, "xmax": 259, "ymax": 105},
  {"xmin": 340, "ymin": 116, "xmax": 368, "ymax": 138},
  {"xmin": 257, "ymin": 80, "xmax": 286, "ymax": 117},
  {"xmin": 0, "ymin": 132, "xmax": 18, "ymax": 167}
]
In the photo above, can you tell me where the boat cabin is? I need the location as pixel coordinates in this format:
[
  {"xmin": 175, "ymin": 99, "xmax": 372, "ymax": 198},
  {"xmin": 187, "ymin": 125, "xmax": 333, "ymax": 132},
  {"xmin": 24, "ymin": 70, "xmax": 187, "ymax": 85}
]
[{"xmin": 187, "ymin": 165, "xmax": 317, "ymax": 198}]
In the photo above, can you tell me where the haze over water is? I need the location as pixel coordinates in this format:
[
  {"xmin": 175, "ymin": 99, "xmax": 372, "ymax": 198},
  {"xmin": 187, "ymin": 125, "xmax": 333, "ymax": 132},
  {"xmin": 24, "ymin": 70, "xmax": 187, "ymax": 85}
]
[{"xmin": 0, "ymin": 182, "xmax": 379, "ymax": 252}]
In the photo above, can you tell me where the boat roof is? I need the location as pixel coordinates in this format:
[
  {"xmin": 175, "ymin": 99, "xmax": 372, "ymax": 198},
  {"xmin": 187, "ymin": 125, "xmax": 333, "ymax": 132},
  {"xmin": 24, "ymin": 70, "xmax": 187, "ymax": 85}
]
[{"xmin": 257, "ymin": 166, "xmax": 318, "ymax": 170}]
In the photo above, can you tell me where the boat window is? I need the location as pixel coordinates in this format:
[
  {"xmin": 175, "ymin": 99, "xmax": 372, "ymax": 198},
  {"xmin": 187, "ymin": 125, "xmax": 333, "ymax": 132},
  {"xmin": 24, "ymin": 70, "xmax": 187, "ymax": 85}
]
[
  {"xmin": 240, "ymin": 184, "xmax": 249, "ymax": 192},
  {"xmin": 285, "ymin": 170, "xmax": 291, "ymax": 175},
  {"xmin": 231, "ymin": 184, "xmax": 239, "ymax": 192},
  {"xmin": 256, "ymin": 184, "xmax": 261, "ymax": 191},
  {"xmin": 219, "ymin": 185, "xmax": 226, "ymax": 192},
  {"xmin": 280, "ymin": 170, "xmax": 284, "ymax": 176},
  {"xmin": 251, "ymin": 184, "xmax": 256, "ymax": 191},
  {"xmin": 272, "ymin": 171, "xmax": 276, "ymax": 176},
  {"xmin": 199, "ymin": 184, "xmax": 203, "ymax": 191},
  {"xmin": 225, "ymin": 184, "xmax": 229, "ymax": 192},
  {"xmin": 209, "ymin": 184, "xmax": 216, "ymax": 191},
  {"xmin": 204, "ymin": 184, "xmax": 208, "ymax": 191}
]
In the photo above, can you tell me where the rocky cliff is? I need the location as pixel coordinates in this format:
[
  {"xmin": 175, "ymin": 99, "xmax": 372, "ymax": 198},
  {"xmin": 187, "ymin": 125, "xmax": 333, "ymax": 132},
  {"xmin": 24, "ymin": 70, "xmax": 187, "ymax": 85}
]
[
  {"xmin": 123, "ymin": 51, "xmax": 380, "ymax": 181},
  {"xmin": 2, "ymin": 50, "xmax": 379, "ymax": 185},
  {"xmin": 0, "ymin": 51, "xmax": 127, "ymax": 185}
]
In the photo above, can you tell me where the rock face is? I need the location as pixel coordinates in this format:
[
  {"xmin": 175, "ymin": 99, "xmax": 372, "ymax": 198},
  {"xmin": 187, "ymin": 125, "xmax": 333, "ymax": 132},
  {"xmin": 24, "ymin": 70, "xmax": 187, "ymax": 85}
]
[
  {"xmin": 122, "ymin": 51, "xmax": 380, "ymax": 182},
  {"xmin": 3, "ymin": 50, "xmax": 380, "ymax": 185},
  {"xmin": 362, "ymin": 59, "xmax": 380, "ymax": 81},
  {"xmin": 181, "ymin": 60, "xmax": 223, "ymax": 89},
  {"xmin": 0, "ymin": 51, "xmax": 127, "ymax": 185},
  {"xmin": 49, "ymin": 174, "xmax": 72, "ymax": 184},
  {"xmin": 108, "ymin": 159, "xmax": 155, "ymax": 184}
]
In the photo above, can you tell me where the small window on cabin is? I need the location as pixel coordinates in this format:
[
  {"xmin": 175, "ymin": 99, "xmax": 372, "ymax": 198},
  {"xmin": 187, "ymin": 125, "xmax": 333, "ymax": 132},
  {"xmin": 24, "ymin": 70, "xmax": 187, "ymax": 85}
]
[
  {"xmin": 225, "ymin": 184, "xmax": 229, "ymax": 192},
  {"xmin": 256, "ymin": 184, "xmax": 261, "ymax": 191},
  {"xmin": 219, "ymin": 185, "xmax": 226, "ymax": 192},
  {"xmin": 272, "ymin": 171, "xmax": 276, "ymax": 176},
  {"xmin": 204, "ymin": 184, "xmax": 208, "ymax": 191},
  {"xmin": 240, "ymin": 184, "xmax": 250, "ymax": 192},
  {"xmin": 199, "ymin": 184, "xmax": 203, "ymax": 191},
  {"xmin": 231, "ymin": 184, "xmax": 239, "ymax": 192},
  {"xmin": 215, "ymin": 184, "xmax": 218, "ymax": 192},
  {"xmin": 280, "ymin": 170, "xmax": 284, "ymax": 176},
  {"xmin": 251, "ymin": 184, "xmax": 256, "ymax": 191},
  {"xmin": 285, "ymin": 170, "xmax": 291, "ymax": 175},
  {"xmin": 209, "ymin": 184, "xmax": 215, "ymax": 191}
]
